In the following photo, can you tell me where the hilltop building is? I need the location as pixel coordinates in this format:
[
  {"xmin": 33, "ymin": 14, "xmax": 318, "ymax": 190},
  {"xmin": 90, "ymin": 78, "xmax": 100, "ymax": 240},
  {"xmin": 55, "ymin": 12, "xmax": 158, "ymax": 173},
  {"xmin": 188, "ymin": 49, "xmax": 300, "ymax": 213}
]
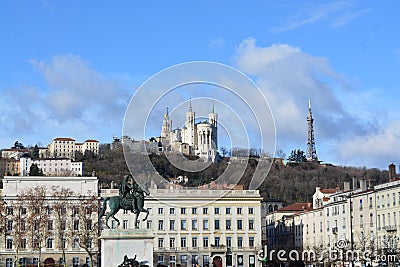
[
  {"xmin": 160, "ymin": 101, "xmax": 218, "ymax": 162},
  {"xmin": 48, "ymin": 138, "xmax": 99, "ymax": 159}
]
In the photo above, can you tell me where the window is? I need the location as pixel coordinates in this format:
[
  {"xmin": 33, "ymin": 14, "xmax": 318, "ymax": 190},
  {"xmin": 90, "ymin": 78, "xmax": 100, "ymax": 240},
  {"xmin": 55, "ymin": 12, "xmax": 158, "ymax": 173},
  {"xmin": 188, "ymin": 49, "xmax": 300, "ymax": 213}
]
[
  {"xmin": 226, "ymin": 219, "xmax": 231, "ymax": 230},
  {"xmin": 158, "ymin": 220, "xmax": 164, "ymax": 230},
  {"xmin": 181, "ymin": 219, "xmax": 187, "ymax": 230},
  {"xmin": 73, "ymin": 257, "xmax": 80, "ymax": 267},
  {"xmin": 369, "ymin": 197, "xmax": 373, "ymax": 208},
  {"xmin": 180, "ymin": 255, "xmax": 188, "ymax": 265},
  {"xmin": 158, "ymin": 208, "xmax": 164, "ymax": 215},
  {"xmin": 249, "ymin": 208, "xmax": 254, "ymax": 214},
  {"xmin": 7, "ymin": 220, "xmax": 13, "ymax": 231},
  {"xmin": 74, "ymin": 220, "xmax": 79, "ymax": 231},
  {"xmin": 249, "ymin": 219, "xmax": 254, "ymax": 230},
  {"xmin": 249, "ymin": 236, "xmax": 255, "ymax": 247},
  {"xmin": 170, "ymin": 238, "xmax": 175, "ymax": 248},
  {"xmin": 158, "ymin": 238, "xmax": 164, "ymax": 248},
  {"xmin": 6, "ymin": 259, "xmax": 13, "ymax": 267},
  {"xmin": 203, "ymin": 237, "xmax": 209, "ymax": 247},
  {"xmin": 370, "ymin": 213, "xmax": 374, "ymax": 226},
  {"xmin": 203, "ymin": 219, "xmax": 209, "ymax": 230},
  {"xmin": 72, "ymin": 238, "xmax": 79, "ymax": 249},
  {"xmin": 181, "ymin": 208, "xmax": 186, "ymax": 214},
  {"xmin": 61, "ymin": 220, "xmax": 67, "ymax": 231},
  {"xmin": 203, "ymin": 207, "xmax": 208, "ymax": 214},
  {"xmin": 238, "ymin": 236, "xmax": 243, "ymax": 247},
  {"xmin": 20, "ymin": 238, "xmax": 27, "ymax": 249},
  {"xmin": 192, "ymin": 219, "xmax": 198, "ymax": 230},
  {"xmin": 226, "ymin": 207, "xmax": 231, "ymax": 214},
  {"xmin": 181, "ymin": 237, "xmax": 187, "ymax": 248},
  {"xmin": 214, "ymin": 237, "xmax": 220, "ymax": 246},
  {"xmin": 226, "ymin": 236, "xmax": 232, "ymax": 247},
  {"xmin": 170, "ymin": 220, "xmax": 175, "ymax": 230},
  {"xmin": 215, "ymin": 207, "xmax": 220, "ymax": 214},
  {"xmin": 377, "ymin": 196, "xmax": 380, "ymax": 208},
  {"xmin": 46, "ymin": 238, "xmax": 54, "ymax": 249},
  {"xmin": 170, "ymin": 256, "xmax": 176, "ymax": 267},
  {"xmin": 215, "ymin": 219, "xmax": 220, "ymax": 230},
  {"xmin": 382, "ymin": 196, "xmax": 385, "ymax": 207},
  {"xmin": 158, "ymin": 255, "xmax": 164, "ymax": 263},
  {"xmin": 237, "ymin": 219, "xmax": 243, "ymax": 230},
  {"xmin": 393, "ymin": 193, "xmax": 396, "ymax": 206},
  {"xmin": 192, "ymin": 207, "xmax": 197, "ymax": 214},
  {"xmin": 48, "ymin": 221, "xmax": 54, "ymax": 231},
  {"xmin": 237, "ymin": 207, "xmax": 242, "ymax": 214},
  {"xmin": 192, "ymin": 237, "xmax": 198, "ymax": 247},
  {"xmin": 170, "ymin": 208, "xmax": 175, "ymax": 214},
  {"xmin": 6, "ymin": 238, "xmax": 12, "ymax": 249},
  {"xmin": 6, "ymin": 207, "xmax": 13, "ymax": 215},
  {"xmin": 123, "ymin": 220, "xmax": 128, "ymax": 229},
  {"xmin": 146, "ymin": 220, "xmax": 152, "ymax": 230},
  {"xmin": 320, "ymin": 222, "xmax": 323, "ymax": 232}
]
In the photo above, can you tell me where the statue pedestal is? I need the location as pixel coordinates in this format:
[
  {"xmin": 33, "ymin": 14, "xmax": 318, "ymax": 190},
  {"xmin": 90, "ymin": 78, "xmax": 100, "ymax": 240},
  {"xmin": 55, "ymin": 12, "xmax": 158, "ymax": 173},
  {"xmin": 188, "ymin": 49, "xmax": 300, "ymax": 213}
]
[{"xmin": 100, "ymin": 229, "xmax": 154, "ymax": 267}]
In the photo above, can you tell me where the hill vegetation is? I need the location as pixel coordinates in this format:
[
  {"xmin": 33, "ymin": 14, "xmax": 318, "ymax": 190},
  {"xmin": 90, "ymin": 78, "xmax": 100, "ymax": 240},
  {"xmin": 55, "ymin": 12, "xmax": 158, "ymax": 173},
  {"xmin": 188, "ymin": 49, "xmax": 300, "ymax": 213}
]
[{"xmin": 79, "ymin": 144, "xmax": 390, "ymax": 205}]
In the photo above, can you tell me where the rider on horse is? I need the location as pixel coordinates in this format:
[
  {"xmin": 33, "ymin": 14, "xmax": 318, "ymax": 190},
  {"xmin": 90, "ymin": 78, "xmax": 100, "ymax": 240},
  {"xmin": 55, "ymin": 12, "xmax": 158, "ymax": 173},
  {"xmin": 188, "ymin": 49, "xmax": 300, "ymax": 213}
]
[{"xmin": 119, "ymin": 175, "xmax": 141, "ymax": 214}]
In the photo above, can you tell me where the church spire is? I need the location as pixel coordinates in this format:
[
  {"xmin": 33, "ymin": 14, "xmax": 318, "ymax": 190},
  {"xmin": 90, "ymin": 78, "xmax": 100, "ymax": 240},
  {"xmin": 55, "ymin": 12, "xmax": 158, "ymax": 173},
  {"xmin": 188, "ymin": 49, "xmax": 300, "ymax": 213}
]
[{"xmin": 306, "ymin": 100, "xmax": 318, "ymax": 161}]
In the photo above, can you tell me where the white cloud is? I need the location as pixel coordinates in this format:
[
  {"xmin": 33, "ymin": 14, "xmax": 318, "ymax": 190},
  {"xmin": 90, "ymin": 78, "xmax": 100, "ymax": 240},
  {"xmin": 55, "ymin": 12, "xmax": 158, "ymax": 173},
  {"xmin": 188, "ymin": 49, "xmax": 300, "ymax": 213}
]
[
  {"xmin": 0, "ymin": 54, "xmax": 131, "ymax": 147},
  {"xmin": 337, "ymin": 120, "xmax": 400, "ymax": 168}
]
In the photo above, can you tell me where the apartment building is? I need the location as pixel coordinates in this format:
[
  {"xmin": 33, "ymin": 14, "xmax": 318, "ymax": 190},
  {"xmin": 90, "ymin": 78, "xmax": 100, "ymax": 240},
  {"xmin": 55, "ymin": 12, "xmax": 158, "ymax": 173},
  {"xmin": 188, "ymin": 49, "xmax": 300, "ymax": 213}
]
[
  {"xmin": 19, "ymin": 156, "xmax": 83, "ymax": 176},
  {"xmin": 48, "ymin": 138, "xmax": 99, "ymax": 159},
  {"xmin": 0, "ymin": 175, "xmax": 99, "ymax": 267},
  {"xmin": 100, "ymin": 186, "xmax": 263, "ymax": 267}
]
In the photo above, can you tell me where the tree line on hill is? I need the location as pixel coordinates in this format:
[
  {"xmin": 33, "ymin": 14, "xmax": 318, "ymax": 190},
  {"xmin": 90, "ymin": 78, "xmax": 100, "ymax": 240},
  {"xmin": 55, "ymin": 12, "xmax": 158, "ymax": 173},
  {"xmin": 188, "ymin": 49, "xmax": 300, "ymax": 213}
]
[{"xmin": 79, "ymin": 144, "xmax": 389, "ymax": 205}]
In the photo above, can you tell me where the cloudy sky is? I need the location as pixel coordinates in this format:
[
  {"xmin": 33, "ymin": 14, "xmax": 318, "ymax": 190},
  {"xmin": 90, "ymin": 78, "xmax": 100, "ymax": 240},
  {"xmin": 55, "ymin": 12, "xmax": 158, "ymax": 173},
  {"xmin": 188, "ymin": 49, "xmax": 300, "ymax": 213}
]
[{"xmin": 1, "ymin": 1, "xmax": 399, "ymax": 170}]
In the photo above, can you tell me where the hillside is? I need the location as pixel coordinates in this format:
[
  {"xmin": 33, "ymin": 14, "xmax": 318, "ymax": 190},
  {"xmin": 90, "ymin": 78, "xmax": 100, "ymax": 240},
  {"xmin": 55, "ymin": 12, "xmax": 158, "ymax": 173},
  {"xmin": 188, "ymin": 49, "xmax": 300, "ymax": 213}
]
[{"xmin": 82, "ymin": 144, "xmax": 389, "ymax": 205}]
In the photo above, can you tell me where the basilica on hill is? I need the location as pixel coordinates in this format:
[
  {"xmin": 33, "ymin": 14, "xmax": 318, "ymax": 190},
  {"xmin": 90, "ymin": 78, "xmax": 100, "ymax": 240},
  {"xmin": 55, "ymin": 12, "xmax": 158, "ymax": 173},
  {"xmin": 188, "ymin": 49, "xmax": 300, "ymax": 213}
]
[{"xmin": 160, "ymin": 101, "xmax": 218, "ymax": 162}]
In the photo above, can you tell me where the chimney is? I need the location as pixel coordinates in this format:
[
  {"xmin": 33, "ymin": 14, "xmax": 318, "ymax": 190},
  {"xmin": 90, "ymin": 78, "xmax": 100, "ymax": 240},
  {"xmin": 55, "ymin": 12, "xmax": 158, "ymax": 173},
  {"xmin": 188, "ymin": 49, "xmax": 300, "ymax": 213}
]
[
  {"xmin": 344, "ymin": 182, "xmax": 350, "ymax": 192},
  {"xmin": 352, "ymin": 177, "xmax": 357, "ymax": 190},
  {"xmin": 389, "ymin": 163, "xmax": 396, "ymax": 181},
  {"xmin": 360, "ymin": 179, "xmax": 367, "ymax": 191}
]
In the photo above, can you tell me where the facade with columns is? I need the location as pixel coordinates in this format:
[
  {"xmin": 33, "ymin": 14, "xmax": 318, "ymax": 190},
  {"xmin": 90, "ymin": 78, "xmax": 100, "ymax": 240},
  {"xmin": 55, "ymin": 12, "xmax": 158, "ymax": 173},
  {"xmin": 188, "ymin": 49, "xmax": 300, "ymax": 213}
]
[{"xmin": 160, "ymin": 103, "xmax": 218, "ymax": 162}]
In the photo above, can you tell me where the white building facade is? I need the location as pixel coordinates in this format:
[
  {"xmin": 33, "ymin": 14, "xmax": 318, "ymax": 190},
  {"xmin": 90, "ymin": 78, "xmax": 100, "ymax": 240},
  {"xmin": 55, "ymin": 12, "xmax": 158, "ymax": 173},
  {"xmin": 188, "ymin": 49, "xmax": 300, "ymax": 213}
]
[
  {"xmin": 1, "ymin": 176, "xmax": 99, "ymax": 267},
  {"xmin": 19, "ymin": 156, "xmax": 83, "ymax": 176},
  {"xmin": 100, "ymin": 187, "xmax": 262, "ymax": 267}
]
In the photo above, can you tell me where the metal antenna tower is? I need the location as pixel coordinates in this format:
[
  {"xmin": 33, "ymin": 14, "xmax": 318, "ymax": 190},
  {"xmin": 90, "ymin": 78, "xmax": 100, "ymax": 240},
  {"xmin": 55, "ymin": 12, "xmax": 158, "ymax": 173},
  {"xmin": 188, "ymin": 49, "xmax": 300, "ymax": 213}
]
[{"xmin": 307, "ymin": 100, "xmax": 318, "ymax": 161}]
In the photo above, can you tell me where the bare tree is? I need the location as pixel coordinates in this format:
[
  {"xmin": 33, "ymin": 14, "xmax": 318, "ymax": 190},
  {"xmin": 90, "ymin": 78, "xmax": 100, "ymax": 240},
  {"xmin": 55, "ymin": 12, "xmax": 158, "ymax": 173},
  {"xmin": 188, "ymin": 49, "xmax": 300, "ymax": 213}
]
[
  {"xmin": 22, "ymin": 185, "xmax": 52, "ymax": 264},
  {"xmin": 73, "ymin": 193, "xmax": 99, "ymax": 267},
  {"xmin": 52, "ymin": 186, "xmax": 74, "ymax": 264},
  {"xmin": 8, "ymin": 197, "xmax": 29, "ymax": 266}
]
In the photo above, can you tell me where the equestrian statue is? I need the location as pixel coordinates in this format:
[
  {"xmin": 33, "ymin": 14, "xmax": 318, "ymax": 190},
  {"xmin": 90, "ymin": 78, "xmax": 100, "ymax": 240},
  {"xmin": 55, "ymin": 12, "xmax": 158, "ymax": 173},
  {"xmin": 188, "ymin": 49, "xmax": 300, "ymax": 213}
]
[{"xmin": 100, "ymin": 175, "xmax": 150, "ymax": 229}]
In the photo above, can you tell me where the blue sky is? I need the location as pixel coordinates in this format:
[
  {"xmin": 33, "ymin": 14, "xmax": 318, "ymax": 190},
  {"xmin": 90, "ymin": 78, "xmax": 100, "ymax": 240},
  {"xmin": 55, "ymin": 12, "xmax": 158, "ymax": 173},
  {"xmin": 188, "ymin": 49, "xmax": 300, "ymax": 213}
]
[{"xmin": 1, "ymin": 1, "xmax": 400, "ymax": 170}]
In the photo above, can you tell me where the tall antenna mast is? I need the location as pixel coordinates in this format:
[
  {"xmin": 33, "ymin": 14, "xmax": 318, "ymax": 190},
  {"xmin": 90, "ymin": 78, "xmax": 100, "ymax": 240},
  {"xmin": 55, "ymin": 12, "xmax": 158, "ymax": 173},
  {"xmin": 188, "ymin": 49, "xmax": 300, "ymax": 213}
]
[{"xmin": 307, "ymin": 100, "xmax": 318, "ymax": 161}]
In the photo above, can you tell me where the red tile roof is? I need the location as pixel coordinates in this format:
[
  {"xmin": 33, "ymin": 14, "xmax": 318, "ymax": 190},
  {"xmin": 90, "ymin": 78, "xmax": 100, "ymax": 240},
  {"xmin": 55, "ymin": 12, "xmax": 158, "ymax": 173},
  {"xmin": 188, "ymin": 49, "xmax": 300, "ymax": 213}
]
[
  {"xmin": 54, "ymin": 137, "xmax": 75, "ymax": 141},
  {"xmin": 320, "ymin": 189, "xmax": 337, "ymax": 194},
  {"xmin": 278, "ymin": 202, "xmax": 312, "ymax": 212},
  {"xmin": 85, "ymin": 139, "xmax": 99, "ymax": 143}
]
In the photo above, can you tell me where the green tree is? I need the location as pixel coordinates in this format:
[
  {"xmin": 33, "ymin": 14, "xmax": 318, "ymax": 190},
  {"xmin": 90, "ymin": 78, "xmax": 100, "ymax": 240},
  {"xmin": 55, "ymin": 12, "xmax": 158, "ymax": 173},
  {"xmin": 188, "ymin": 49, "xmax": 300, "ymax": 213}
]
[
  {"xmin": 32, "ymin": 145, "xmax": 40, "ymax": 159},
  {"xmin": 287, "ymin": 149, "xmax": 307, "ymax": 163},
  {"xmin": 29, "ymin": 164, "xmax": 44, "ymax": 176}
]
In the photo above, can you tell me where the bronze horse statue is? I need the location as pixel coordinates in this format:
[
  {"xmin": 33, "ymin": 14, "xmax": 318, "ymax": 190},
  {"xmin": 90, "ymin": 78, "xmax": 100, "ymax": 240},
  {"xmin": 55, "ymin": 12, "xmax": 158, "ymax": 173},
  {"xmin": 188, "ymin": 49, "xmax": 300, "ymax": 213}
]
[{"xmin": 100, "ymin": 182, "xmax": 150, "ymax": 229}]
